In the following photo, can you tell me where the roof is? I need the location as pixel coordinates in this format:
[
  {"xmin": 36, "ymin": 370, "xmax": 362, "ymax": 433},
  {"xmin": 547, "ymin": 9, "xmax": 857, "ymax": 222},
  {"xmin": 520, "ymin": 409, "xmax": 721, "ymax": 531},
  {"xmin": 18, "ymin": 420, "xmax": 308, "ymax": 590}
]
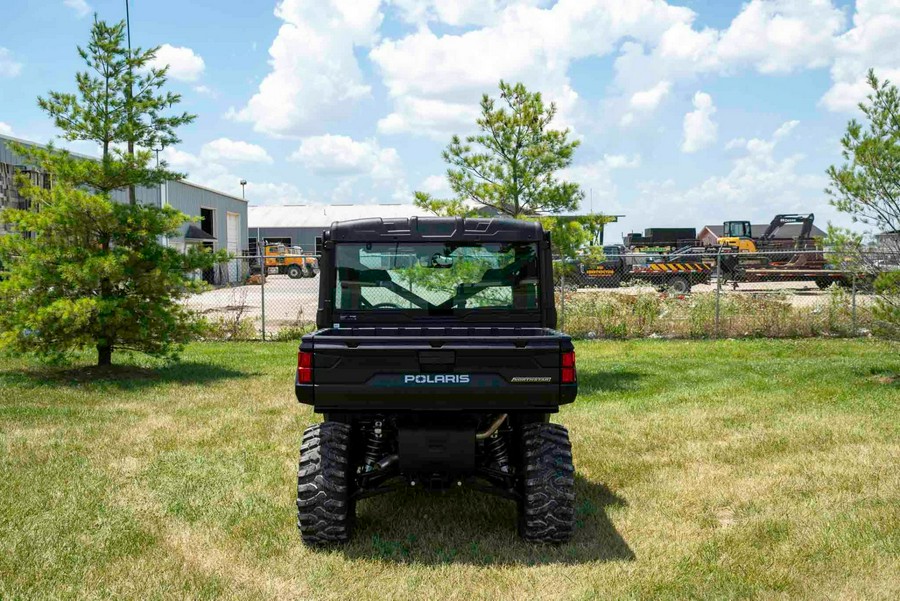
[
  {"xmin": 0, "ymin": 133, "xmax": 245, "ymax": 204},
  {"xmin": 328, "ymin": 217, "xmax": 544, "ymax": 242},
  {"xmin": 184, "ymin": 224, "xmax": 216, "ymax": 241},
  {"xmin": 248, "ymin": 204, "xmax": 431, "ymax": 229},
  {"xmin": 701, "ymin": 223, "xmax": 826, "ymax": 239}
]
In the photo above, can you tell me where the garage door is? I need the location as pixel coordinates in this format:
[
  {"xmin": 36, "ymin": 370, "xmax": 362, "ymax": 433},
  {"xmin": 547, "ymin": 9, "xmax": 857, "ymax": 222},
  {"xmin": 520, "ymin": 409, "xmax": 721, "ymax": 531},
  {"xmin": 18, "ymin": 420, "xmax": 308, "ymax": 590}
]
[{"xmin": 226, "ymin": 212, "xmax": 241, "ymax": 283}]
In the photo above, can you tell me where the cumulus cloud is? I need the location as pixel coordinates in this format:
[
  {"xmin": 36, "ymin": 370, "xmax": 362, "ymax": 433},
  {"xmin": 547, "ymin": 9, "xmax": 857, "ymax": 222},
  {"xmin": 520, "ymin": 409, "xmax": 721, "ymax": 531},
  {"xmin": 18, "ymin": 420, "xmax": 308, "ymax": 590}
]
[
  {"xmin": 289, "ymin": 135, "xmax": 409, "ymax": 201},
  {"xmin": 632, "ymin": 120, "xmax": 824, "ymax": 228},
  {"xmin": 371, "ymin": 0, "xmax": 693, "ymax": 137},
  {"xmin": 556, "ymin": 153, "xmax": 642, "ymax": 211},
  {"xmin": 630, "ymin": 80, "xmax": 672, "ymax": 111},
  {"xmin": 200, "ymin": 138, "xmax": 273, "ymax": 164},
  {"xmin": 64, "ymin": 0, "xmax": 91, "ymax": 18},
  {"xmin": 289, "ymin": 135, "xmax": 401, "ymax": 179},
  {"xmin": 0, "ymin": 122, "xmax": 13, "ymax": 136},
  {"xmin": 149, "ymin": 44, "xmax": 205, "ymax": 82},
  {"xmin": 418, "ymin": 174, "xmax": 453, "ymax": 197},
  {"xmin": 229, "ymin": 0, "xmax": 382, "ymax": 137},
  {"xmin": 681, "ymin": 91, "xmax": 717, "ymax": 153},
  {"xmin": 0, "ymin": 48, "xmax": 22, "ymax": 78},
  {"xmin": 820, "ymin": 0, "xmax": 900, "ymax": 112}
]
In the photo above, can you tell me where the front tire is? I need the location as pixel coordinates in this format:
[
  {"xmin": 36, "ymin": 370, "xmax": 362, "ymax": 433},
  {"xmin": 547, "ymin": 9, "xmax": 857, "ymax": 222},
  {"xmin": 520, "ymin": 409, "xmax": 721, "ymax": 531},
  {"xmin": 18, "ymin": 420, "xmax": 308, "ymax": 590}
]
[
  {"xmin": 517, "ymin": 422, "xmax": 575, "ymax": 543},
  {"xmin": 297, "ymin": 422, "xmax": 355, "ymax": 545}
]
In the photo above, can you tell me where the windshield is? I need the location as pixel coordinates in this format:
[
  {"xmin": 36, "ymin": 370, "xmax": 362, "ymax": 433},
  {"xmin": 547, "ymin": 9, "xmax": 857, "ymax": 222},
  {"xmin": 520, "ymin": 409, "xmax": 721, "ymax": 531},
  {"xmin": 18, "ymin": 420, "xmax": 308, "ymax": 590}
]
[{"xmin": 334, "ymin": 242, "xmax": 541, "ymax": 313}]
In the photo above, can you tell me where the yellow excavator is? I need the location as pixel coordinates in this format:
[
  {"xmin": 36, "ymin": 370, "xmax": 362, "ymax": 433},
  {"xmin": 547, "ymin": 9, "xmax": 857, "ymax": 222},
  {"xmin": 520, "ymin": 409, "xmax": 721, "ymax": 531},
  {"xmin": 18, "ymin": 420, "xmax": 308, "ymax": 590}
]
[{"xmin": 718, "ymin": 214, "xmax": 816, "ymax": 254}]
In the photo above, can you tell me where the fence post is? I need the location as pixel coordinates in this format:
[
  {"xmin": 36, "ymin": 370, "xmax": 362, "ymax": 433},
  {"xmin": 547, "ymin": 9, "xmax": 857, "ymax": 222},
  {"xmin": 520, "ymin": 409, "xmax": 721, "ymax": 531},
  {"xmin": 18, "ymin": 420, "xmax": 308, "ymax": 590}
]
[
  {"xmin": 560, "ymin": 268, "xmax": 566, "ymax": 330},
  {"xmin": 851, "ymin": 272, "xmax": 857, "ymax": 335},
  {"xmin": 715, "ymin": 247, "xmax": 722, "ymax": 338},
  {"xmin": 259, "ymin": 242, "xmax": 266, "ymax": 342}
]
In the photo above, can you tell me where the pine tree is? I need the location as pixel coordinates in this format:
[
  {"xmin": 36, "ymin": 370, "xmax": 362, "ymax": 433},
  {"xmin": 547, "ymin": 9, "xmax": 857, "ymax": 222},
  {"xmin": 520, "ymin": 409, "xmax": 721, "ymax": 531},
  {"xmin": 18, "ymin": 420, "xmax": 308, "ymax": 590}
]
[
  {"xmin": 0, "ymin": 17, "xmax": 222, "ymax": 366},
  {"xmin": 414, "ymin": 81, "xmax": 583, "ymax": 218}
]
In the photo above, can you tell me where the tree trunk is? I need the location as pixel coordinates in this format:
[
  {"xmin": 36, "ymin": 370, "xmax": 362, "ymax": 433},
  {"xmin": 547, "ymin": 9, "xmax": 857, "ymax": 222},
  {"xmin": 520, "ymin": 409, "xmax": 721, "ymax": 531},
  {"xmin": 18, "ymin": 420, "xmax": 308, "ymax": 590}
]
[{"xmin": 97, "ymin": 343, "xmax": 112, "ymax": 367}]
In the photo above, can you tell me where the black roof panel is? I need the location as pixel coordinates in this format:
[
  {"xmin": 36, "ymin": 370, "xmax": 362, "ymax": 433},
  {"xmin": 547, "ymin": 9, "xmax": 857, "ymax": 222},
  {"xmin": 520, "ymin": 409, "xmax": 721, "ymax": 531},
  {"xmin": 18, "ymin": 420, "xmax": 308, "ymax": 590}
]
[{"xmin": 327, "ymin": 217, "xmax": 544, "ymax": 242}]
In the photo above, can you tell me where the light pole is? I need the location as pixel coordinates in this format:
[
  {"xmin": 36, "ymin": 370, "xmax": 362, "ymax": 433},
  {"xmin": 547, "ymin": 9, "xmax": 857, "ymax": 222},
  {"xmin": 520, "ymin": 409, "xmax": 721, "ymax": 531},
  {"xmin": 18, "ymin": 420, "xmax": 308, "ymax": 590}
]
[{"xmin": 240, "ymin": 179, "xmax": 247, "ymax": 200}]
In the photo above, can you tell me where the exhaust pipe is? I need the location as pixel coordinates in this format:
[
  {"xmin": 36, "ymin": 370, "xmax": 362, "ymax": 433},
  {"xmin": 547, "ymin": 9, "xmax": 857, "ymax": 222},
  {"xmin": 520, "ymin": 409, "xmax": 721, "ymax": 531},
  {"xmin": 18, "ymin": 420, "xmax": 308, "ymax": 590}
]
[{"xmin": 476, "ymin": 414, "xmax": 508, "ymax": 441}]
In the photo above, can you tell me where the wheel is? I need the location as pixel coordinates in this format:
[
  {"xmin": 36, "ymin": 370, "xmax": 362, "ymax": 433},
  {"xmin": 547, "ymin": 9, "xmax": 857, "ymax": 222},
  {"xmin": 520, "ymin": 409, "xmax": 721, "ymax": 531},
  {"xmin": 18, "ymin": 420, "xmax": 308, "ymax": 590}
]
[
  {"xmin": 287, "ymin": 265, "xmax": 302, "ymax": 279},
  {"xmin": 517, "ymin": 422, "xmax": 575, "ymax": 544},
  {"xmin": 815, "ymin": 278, "xmax": 832, "ymax": 290},
  {"xmin": 297, "ymin": 422, "xmax": 355, "ymax": 545},
  {"xmin": 669, "ymin": 275, "xmax": 691, "ymax": 294}
]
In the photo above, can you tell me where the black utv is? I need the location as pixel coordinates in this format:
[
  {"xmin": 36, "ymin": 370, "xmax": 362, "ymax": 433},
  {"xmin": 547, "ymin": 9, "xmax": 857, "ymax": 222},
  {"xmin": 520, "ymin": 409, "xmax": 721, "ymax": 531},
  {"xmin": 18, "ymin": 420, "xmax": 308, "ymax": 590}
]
[{"xmin": 294, "ymin": 217, "xmax": 578, "ymax": 544}]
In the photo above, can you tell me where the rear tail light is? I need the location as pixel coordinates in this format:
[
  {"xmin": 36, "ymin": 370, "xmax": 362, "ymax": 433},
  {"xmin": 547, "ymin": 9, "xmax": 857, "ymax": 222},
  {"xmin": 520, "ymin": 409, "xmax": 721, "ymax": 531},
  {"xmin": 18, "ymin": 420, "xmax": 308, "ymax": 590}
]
[
  {"xmin": 561, "ymin": 350, "xmax": 576, "ymax": 384},
  {"xmin": 297, "ymin": 350, "xmax": 313, "ymax": 384}
]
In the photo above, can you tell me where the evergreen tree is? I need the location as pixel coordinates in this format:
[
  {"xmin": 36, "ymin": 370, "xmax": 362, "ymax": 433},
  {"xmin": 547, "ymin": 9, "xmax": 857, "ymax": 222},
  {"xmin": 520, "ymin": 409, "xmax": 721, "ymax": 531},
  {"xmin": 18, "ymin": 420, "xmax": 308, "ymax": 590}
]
[
  {"xmin": 0, "ymin": 17, "xmax": 222, "ymax": 366},
  {"xmin": 415, "ymin": 81, "xmax": 583, "ymax": 218}
]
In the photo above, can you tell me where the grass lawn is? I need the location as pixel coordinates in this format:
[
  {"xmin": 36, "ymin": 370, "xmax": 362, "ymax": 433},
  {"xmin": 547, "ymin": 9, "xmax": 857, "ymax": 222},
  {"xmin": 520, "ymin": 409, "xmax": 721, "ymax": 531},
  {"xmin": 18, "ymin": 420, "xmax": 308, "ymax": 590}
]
[{"xmin": 1, "ymin": 339, "xmax": 898, "ymax": 600}]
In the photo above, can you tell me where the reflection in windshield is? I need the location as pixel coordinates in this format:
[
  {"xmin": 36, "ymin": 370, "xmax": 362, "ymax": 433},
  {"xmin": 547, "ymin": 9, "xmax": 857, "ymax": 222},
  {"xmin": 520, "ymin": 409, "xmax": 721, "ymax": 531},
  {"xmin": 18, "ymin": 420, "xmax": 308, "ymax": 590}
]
[{"xmin": 335, "ymin": 242, "xmax": 541, "ymax": 312}]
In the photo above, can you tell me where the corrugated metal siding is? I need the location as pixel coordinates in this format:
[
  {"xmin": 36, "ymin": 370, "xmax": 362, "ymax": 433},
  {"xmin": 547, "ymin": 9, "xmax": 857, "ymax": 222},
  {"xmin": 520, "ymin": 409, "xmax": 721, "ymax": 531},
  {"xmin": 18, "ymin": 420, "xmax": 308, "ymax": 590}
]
[
  {"xmin": 250, "ymin": 227, "xmax": 319, "ymax": 253},
  {"xmin": 167, "ymin": 180, "xmax": 249, "ymax": 253},
  {"xmin": 2, "ymin": 135, "xmax": 248, "ymax": 249}
]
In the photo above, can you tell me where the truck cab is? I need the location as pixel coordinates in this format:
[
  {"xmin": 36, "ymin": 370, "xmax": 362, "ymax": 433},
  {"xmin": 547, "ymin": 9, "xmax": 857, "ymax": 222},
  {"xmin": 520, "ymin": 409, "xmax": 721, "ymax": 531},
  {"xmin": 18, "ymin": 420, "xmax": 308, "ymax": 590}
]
[{"xmin": 294, "ymin": 217, "xmax": 578, "ymax": 546}]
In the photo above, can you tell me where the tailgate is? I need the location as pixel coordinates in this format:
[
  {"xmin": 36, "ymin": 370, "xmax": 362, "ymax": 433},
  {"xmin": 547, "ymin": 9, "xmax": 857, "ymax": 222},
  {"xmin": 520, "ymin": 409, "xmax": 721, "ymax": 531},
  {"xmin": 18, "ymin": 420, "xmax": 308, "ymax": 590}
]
[{"xmin": 301, "ymin": 335, "xmax": 572, "ymax": 411}]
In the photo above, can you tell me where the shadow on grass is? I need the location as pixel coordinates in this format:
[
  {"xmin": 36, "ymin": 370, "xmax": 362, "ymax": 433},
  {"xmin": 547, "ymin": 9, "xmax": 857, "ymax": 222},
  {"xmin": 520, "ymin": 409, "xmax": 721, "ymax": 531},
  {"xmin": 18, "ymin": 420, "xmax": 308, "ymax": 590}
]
[
  {"xmin": 578, "ymin": 370, "xmax": 643, "ymax": 395},
  {"xmin": 0, "ymin": 361, "xmax": 249, "ymax": 391},
  {"xmin": 337, "ymin": 474, "xmax": 634, "ymax": 566}
]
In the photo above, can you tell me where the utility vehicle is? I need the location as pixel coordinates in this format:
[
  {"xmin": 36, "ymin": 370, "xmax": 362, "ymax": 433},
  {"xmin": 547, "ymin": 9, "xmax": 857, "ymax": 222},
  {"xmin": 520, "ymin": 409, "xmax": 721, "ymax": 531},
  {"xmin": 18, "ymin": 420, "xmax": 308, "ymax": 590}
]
[{"xmin": 295, "ymin": 217, "xmax": 578, "ymax": 545}]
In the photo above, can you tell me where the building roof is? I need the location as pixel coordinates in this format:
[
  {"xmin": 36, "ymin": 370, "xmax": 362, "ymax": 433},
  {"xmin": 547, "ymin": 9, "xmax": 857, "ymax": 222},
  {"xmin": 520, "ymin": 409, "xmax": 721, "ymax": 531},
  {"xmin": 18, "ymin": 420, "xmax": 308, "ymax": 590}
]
[
  {"xmin": 701, "ymin": 223, "xmax": 826, "ymax": 239},
  {"xmin": 0, "ymin": 133, "xmax": 245, "ymax": 204},
  {"xmin": 248, "ymin": 204, "xmax": 432, "ymax": 229},
  {"xmin": 184, "ymin": 224, "xmax": 216, "ymax": 241}
]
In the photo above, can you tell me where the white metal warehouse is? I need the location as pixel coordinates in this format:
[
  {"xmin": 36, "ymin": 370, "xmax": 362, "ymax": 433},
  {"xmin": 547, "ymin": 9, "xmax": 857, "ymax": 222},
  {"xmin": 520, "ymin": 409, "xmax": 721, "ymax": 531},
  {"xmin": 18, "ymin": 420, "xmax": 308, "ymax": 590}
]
[
  {"xmin": 0, "ymin": 133, "xmax": 248, "ymax": 285},
  {"xmin": 248, "ymin": 204, "xmax": 432, "ymax": 253}
]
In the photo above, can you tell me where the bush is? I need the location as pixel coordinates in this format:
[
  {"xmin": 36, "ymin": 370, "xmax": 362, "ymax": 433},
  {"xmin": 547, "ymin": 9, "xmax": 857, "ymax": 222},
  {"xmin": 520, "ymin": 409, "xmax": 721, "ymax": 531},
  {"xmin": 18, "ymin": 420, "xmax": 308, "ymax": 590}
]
[{"xmin": 559, "ymin": 289, "xmax": 873, "ymax": 339}]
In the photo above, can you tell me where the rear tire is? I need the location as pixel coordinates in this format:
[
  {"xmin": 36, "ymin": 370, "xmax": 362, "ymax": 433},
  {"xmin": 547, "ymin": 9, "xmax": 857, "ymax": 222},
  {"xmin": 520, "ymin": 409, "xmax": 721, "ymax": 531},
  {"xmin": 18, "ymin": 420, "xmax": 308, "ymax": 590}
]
[
  {"xmin": 517, "ymin": 423, "xmax": 575, "ymax": 544},
  {"xmin": 288, "ymin": 265, "xmax": 302, "ymax": 279},
  {"xmin": 297, "ymin": 422, "xmax": 355, "ymax": 545}
]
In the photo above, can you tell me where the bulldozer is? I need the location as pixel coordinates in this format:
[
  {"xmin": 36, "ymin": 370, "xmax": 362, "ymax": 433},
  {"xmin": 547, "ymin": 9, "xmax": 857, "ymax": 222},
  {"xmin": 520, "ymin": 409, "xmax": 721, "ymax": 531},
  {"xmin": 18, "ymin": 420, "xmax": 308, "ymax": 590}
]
[{"xmin": 263, "ymin": 243, "xmax": 317, "ymax": 278}]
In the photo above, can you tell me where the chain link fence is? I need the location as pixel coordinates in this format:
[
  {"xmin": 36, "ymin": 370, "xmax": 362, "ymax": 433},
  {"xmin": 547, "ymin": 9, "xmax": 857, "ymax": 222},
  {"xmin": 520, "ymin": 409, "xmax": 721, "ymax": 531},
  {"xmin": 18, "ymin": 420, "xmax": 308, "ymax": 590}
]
[{"xmin": 182, "ymin": 249, "xmax": 898, "ymax": 341}]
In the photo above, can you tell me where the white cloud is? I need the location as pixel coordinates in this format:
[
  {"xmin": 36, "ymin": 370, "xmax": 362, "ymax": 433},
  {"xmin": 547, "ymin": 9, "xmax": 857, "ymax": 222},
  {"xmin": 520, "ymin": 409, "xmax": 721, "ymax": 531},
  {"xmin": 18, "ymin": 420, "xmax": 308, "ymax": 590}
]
[
  {"xmin": 64, "ymin": 0, "xmax": 91, "ymax": 18},
  {"xmin": 0, "ymin": 48, "xmax": 22, "ymax": 78},
  {"xmin": 149, "ymin": 44, "xmax": 205, "ymax": 82},
  {"xmin": 193, "ymin": 84, "xmax": 217, "ymax": 97},
  {"xmin": 610, "ymin": 0, "xmax": 845, "ymax": 126},
  {"xmin": 0, "ymin": 122, "xmax": 13, "ymax": 136},
  {"xmin": 418, "ymin": 174, "xmax": 452, "ymax": 197},
  {"xmin": 230, "ymin": 0, "xmax": 382, "ymax": 137},
  {"xmin": 821, "ymin": 0, "xmax": 900, "ymax": 112},
  {"xmin": 630, "ymin": 80, "xmax": 672, "ymax": 111},
  {"xmin": 389, "ymin": 0, "xmax": 549, "ymax": 27},
  {"xmin": 558, "ymin": 153, "xmax": 642, "ymax": 211},
  {"xmin": 161, "ymin": 147, "xmax": 303, "ymax": 205},
  {"xmin": 289, "ymin": 135, "xmax": 402, "ymax": 180},
  {"xmin": 632, "ymin": 120, "xmax": 824, "ymax": 228},
  {"xmin": 681, "ymin": 91, "xmax": 717, "ymax": 153},
  {"xmin": 200, "ymin": 138, "xmax": 273, "ymax": 164},
  {"xmin": 288, "ymin": 134, "xmax": 409, "ymax": 202},
  {"xmin": 371, "ymin": 0, "xmax": 693, "ymax": 137}
]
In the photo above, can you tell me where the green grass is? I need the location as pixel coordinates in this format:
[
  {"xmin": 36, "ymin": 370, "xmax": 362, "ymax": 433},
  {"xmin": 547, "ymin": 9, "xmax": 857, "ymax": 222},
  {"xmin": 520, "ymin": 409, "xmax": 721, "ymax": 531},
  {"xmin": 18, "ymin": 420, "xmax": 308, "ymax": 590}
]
[{"xmin": 1, "ymin": 339, "xmax": 898, "ymax": 600}]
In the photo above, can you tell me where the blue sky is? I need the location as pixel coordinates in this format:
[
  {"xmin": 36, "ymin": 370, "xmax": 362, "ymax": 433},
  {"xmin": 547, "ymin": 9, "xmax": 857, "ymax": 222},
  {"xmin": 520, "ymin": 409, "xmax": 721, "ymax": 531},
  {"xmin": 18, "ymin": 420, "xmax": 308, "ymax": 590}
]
[{"xmin": 1, "ymin": 0, "xmax": 898, "ymax": 240}]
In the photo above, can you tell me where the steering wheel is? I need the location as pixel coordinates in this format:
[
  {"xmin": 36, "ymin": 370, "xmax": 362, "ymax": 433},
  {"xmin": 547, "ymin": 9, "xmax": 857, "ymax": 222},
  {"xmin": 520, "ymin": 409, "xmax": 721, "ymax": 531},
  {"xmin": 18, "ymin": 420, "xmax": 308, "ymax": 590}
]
[{"xmin": 371, "ymin": 302, "xmax": 402, "ymax": 309}]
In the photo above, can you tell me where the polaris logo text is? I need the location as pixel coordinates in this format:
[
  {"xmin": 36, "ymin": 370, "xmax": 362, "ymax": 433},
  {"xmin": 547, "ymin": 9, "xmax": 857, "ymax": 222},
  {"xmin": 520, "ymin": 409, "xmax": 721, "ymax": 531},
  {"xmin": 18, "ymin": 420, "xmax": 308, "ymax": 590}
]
[{"xmin": 403, "ymin": 374, "xmax": 470, "ymax": 384}]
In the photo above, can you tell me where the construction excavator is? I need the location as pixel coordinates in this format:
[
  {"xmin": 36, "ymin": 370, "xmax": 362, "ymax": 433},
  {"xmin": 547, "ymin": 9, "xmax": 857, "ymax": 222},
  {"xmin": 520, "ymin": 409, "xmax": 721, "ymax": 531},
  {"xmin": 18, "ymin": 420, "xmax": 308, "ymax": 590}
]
[{"xmin": 718, "ymin": 213, "xmax": 816, "ymax": 253}]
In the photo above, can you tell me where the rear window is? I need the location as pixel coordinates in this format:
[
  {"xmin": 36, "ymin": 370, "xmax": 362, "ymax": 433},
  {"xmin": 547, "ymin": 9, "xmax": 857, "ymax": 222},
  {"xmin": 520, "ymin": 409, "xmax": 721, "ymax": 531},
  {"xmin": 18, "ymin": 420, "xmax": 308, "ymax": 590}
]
[{"xmin": 334, "ymin": 242, "xmax": 541, "ymax": 312}]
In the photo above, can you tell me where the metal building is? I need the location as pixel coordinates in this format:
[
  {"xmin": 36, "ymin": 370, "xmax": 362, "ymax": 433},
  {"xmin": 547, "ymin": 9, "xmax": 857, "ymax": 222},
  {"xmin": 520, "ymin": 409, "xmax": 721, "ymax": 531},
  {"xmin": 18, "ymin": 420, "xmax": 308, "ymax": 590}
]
[
  {"xmin": 248, "ymin": 204, "xmax": 431, "ymax": 253},
  {"xmin": 0, "ymin": 133, "xmax": 248, "ymax": 285}
]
